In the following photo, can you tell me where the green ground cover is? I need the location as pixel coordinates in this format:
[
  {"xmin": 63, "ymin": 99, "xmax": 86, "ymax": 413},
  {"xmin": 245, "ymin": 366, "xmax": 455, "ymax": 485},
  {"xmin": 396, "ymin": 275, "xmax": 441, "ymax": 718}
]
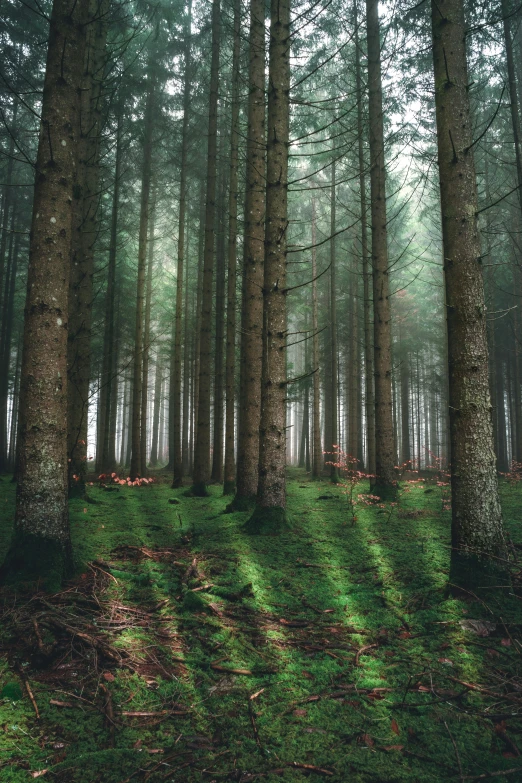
[{"xmin": 1, "ymin": 471, "xmax": 522, "ymax": 782}]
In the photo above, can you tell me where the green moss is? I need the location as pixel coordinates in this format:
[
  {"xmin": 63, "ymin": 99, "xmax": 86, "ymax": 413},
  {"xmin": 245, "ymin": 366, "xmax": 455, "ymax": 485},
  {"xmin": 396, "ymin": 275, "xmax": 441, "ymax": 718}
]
[
  {"xmin": 0, "ymin": 682, "xmax": 22, "ymax": 701},
  {"xmin": 1, "ymin": 472, "xmax": 522, "ymax": 782},
  {"xmin": 0, "ymin": 530, "xmax": 72, "ymax": 591},
  {"xmin": 185, "ymin": 481, "xmax": 209, "ymax": 497},
  {"xmin": 224, "ymin": 493, "xmax": 256, "ymax": 513},
  {"xmin": 242, "ymin": 505, "xmax": 291, "ymax": 534}
]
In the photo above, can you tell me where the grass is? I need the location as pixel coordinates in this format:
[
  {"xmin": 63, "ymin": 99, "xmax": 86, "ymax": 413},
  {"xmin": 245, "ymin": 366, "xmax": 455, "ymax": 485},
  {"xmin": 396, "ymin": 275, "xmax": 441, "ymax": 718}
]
[{"xmin": 1, "ymin": 469, "xmax": 522, "ymax": 782}]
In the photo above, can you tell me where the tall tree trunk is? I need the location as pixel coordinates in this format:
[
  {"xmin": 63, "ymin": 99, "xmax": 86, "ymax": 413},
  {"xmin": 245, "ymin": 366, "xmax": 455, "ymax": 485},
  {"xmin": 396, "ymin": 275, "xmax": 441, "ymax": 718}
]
[
  {"xmin": 0, "ymin": 210, "xmax": 18, "ymax": 473},
  {"xmin": 140, "ymin": 187, "xmax": 156, "ymax": 475},
  {"xmin": 228, "ymin": 0, "xmax": 266, "ymax": 510},
  {"xmin": 311, "ymin": 197, "xmax": 321, "ymax": 478},
  {"xmin": 329, "ymin": 160, "xmax": 339, "ymax": 481},
  {"xmin": 366, "ymin": 0, "xmax": 395, "ymax": 496},
  {"xmin": 348, "ymin": 263, "xmax": 359, "ymax": 460},
  {"xmin": 400, "ymin": 329, "xmax": 410, "ymax": 465},
  {"xmin": 8, "ymin": 332, "xmax": 21, "ymax": 470},
  {"xmin": 0, "ymin": 101, "xmax": 17, "ymax": 320},
  {"xmin": 97, "ymin": 99, "xmax": 123, "ymax": 474},
  {"xmin": 246, "ymin": 0, "xmax": 291, "ymax": 532},
  {"xmin": 224, "ymin": 0, "xmax": 240, "ymax": 495},
  {"xmin": 0, "ymin": 0, "xmax": 87, "ymax": 586},
  {"xmin": 130, "ymin": 74, "xmax": 155, "ymax": 480},
  {"xmin": 172, "ymin": 0, "xmax": 193, "ymax": 487},
  {"xmin": 211, "ymin": 170, "xmax": 226, "ymax": 483},
  {"xmin": 182, "ymin": 238, "xmax": 191, "ymax": 475},
  {"xmin": 502, "ymin": 0, "xmax": 522, "ymax": 215},
  {"xmin": 67, "ymin": 0, "xmax": 108, "ymax": 496},
  {"xmin": 150, "ymin": 359, "xmax": 162, "ymax": 467},
  {"xmin": 431, "ymin": 0, "xmax": 505, "ymax": 587},
  {"xmin": 192, "ymin": 0, "xmax": 221, "ymax": 495}
]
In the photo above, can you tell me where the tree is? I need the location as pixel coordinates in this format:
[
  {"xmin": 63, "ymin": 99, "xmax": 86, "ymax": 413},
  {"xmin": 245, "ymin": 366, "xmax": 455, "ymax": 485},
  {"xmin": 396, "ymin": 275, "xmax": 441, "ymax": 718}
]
[
  {"xmin": 224, "ymin": 0, "xmax": 241, "ymax": 495},
  {"xmin": 191, "ymin": 0, "xmax": 221, "ymax": 495},
  {"xmin": 0, "ymin": 0, "xmax": 87, "ymax": 586},
  {"xmin": 130, "ymin": 70, "xmax": 155, "ymax": 481},
  {"xmin": 245, "ymin": 0, "xmax": 291, "ymax": 532},
  {"xmin": 431, "ymin": 0, "xmax": 506, "ymax": 587},
  {"xmin": 228, "ymin": 0, "xmax": 266, "ymax": 511},
  {"xmin": 366, "ymin": 0, "xmax": 396, "ymax": 496}
]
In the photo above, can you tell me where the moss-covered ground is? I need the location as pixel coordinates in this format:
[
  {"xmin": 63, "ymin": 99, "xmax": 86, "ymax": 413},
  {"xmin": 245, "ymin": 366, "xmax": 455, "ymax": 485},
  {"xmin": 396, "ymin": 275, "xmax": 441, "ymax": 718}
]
[{"xmin": 1, "ymin": 470, "xmax": 522, "ymax": 782}]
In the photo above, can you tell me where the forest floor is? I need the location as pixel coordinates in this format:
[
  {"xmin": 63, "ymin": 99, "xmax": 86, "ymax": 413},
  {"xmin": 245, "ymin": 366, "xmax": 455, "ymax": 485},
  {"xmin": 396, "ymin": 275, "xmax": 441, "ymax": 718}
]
[{"xmin": 1, "ymin": 471, "xmax": 522, "ymax": 782}]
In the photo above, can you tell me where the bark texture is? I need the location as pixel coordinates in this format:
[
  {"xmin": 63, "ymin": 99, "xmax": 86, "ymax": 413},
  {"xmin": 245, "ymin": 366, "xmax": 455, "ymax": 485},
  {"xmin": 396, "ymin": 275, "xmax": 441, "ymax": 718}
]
[
  {"xmin": 229, "ymin": 0, "xmax": 266, "ymax": 510},
  {"xmin": 431, "ymin": 0, "xmax": 505, "ymax": 586},
  {"xmin": 67, "ymin": 0, "xmax": 108, "ymax": 496},
  {"xmin": 130, "ymin": 74, "xmax": 155, "ymax": 481},
  {"xmin": 172, "ymin": 0, "xmax": 192, "ymax": 488},
  {"xmin": 0, "ymin": 0, "xmax": 87, "ymax": 587},
  {"xmin": 366, "ymin": 0, "xmax": 396, "ymax": 495},
  {"xmin": 245, "ymin": 0, "xmax": 291, "ymax": 533},
  {"xmin": 223, "ymin": 0, "xmax": 240, "ymax": 496},
  {"xmin": 192, "ymin": 0, "xmax": 221, "ymax": 495}
]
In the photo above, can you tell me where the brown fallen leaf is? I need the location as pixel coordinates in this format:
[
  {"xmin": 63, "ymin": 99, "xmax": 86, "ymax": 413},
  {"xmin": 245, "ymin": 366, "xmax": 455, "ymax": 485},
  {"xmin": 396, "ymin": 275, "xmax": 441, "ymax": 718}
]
[
  {"xmin": 438, "ymin": 658, "xmax": 453, "ymax": 666},
  {"xmin": 102, "ymin": 672, "xmax": 115, "ymax": 682},
  {"xmin": 502, "ymin": 638, "xmax": 512, "ymax": 647},
  {"xmin": 391, "ymin": 719, "xmax": 400, "ymax": 736},
  {"xmin": 49, "ymin": 700, "xmax": 74, "ymax": 708},
  {"xmin": 382, "ymin": 745, "xmax": 404, "ymax": 752},
  {"xmin": 360, "ymin": 733, "xmax": 374, "ymax": 747},
  {"xmin": 293, "ymin": 709, "xmax": 307, "ymax": 717},
  {"xmin": 30, "ymin": 772, "xmax": 48, "ymax": 779}
]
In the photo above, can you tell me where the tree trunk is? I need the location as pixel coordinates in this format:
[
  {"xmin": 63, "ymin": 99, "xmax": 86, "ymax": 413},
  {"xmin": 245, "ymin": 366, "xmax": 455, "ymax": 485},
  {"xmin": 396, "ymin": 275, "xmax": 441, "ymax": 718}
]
[
  {"xmin": 192, "ymin": 0, "xmax": 221, "ymax": 495},
  {"xmin": 182, "ymin": 238, "xmax": 191, "ymax": 475},
  {"xmin": 67, "ymin": 0, "xmax": 108, "ymax": 496},
  {"xmin": 150, "ymin": 359, "xmax": 162, "ymax": 467},
  {"xmin": 0, "ymin": 212, "xmax": 19, "ymax": 473},
  {"xmin": 431, "ymin": 0, "xmax": 505, "ymax": 587},
  {"xmin": 311, "ymin": 197, "xmax": 321, "ymax": 478},
  {"xmin": 228, "ymin": 0, "xmax": 266, "ymax": 510},
  {"xmin": 172, "ymin": 0, "xmax": 192, "ymax": 487},
  {"xmin": 211, "ymin": 169, "xmax": 226, "ymax": 483},
  {"xmin": 130, "ymin": 74, "xmax": 155, "ymax": 481},
  {"xmin": 140, "ymin": 186, "xmax": 156, "ymax": 475},
  {"xmin": 97, "ymin": 99, "xmax": 122, "ymax": 474},
  {"xmin": 245, "ymin": 0, "xmax": 291, "ymax": 532},
  {"xmin": 366, "ymin": 0, "xmax": 396, "ymax": 496},
  {"xmin": 224, "ymin": 0, "xmax": 240, "ymax": 495},
  {"xmin": 329, "ymin": 159, "xmax": 339, "ymax": 481},
  {"xmin": 0, "ymin": 0, "xmax": 87, "ymax": 587}
]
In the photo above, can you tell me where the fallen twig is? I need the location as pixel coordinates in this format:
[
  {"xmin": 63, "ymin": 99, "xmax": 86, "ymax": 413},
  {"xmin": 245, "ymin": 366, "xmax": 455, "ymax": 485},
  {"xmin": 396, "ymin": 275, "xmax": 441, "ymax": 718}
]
[
  {"xmin": 16, "ymin": 664, "xmax": 39, "ymax": 719},
  {"xmin": 355, "ymin": 644, "xmax": 377, "ymax": 666}
]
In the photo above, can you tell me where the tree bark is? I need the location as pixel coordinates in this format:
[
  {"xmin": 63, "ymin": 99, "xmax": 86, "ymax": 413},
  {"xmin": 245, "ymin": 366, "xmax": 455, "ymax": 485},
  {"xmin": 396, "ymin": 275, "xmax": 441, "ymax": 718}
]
[
  {"xmin": 431, "ymin": 0, "xmax": 505, "ymax": 587},
  {"xmin": 130, "ymin": 73, "xmax": 155, "ymax": 481},
  {"xmin": 224, "ymin": 0, "xmax": 241, "ymax": 495},
  {"xmin": 0, "ymin": 0, "xmax": 87, "ymax": 587},
  {"xmin": 172, "ymin": 0, "xmax": 192, "ymax": 487},
  {"xmin": 140, "ymin": 186, "xmax": 156, "ymax": 475},
  {"xmin": 311, "ymin": 197, "xmax": 321, "ymax": 478},
  {"xmin": 211, "ymin": 168, "xmax": 226, "ymax": 483},
  {"xmin": 366, "ymin": 0, "xmax": 396, "ymax": 496},
  {"xmin": 245, "ymin": 0, "xmax": 291, "ymax": 532},
  {"xmin": 192, "ymin": 0, "xmax": 221, "ymax": 495},
  {"xmin": 97, "ymin": 98, "xmax": 123, "ymax": 474},
  {"xmin": 329, "ymin": 159, "xmax": 339, "ymax": 481},
  {"xmin": 67, "ymin": 0, "xmax": 108, "ymax": 496},
  {"xmin": 229, "ymin": 0, "xmax": 266, "ymax": 510}
]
